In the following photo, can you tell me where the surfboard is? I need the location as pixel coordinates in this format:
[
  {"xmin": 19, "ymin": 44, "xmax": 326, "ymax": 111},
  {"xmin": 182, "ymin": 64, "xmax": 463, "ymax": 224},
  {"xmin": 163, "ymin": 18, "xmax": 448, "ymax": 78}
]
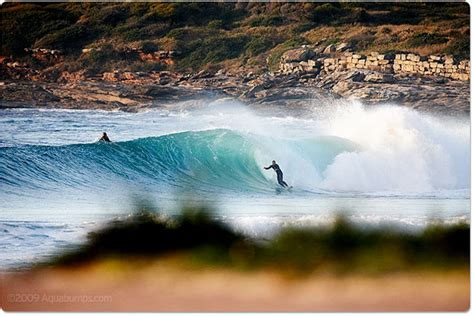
[{"xmin": 276, "ymin": 186, "xmax": 293, "ymax": 193}]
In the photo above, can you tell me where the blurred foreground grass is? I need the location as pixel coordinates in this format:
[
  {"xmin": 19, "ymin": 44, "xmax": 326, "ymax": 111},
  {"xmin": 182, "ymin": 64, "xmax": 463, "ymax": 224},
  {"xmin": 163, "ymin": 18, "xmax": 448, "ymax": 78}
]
[{"xmin": 47, "ymin": 206, "xmax": 469, "ymax": 275}]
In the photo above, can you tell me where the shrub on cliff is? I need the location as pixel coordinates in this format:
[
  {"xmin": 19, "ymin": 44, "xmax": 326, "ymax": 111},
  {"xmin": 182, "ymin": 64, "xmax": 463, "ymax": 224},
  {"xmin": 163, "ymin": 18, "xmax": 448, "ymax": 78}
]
[
  {"xmin": 266, "ymin": 37, "xmax": 309, "ymax": 71},
  {"xmin": 0, "ymin": 4, "xmax": 78, "ymax": 55},
  {"xmin": 34, "ymin": 24, "xmax": 102, "ymax": 53},
  {"xmin": 208, "ymin": 19, "xmax": 225, "ymax": 29},
  {"xmin": 446, "ymin": 34, "xmax": 470, "ymax": 60},
  {"xmin": 309, "ymin": 3, "xmax": 346, "ymax": 25},
  {"xmin": 72, "ymin": 44, "xmax": 140, "ymax": 74},
  {"xmin": 176, "ymin": 34, "xmax": 249, "ymax": 70},
  {"xmin": 247, "ymin": 15, "xmax": 288, "ymax": 27},
  {"xmin": 141, "ymin": 41, "xmax": 159, "ymax": 54},
  {"xmin": 407, "ymin": 32, "xmax": 449, "ymax": 47},
  {"xmin": 86, "ymin": 4, "xmax": 129, "ymax": 27},
  {"xmin": 245, "ymin": 36, "xmax": 282, "ymax": 56},
  {"xmin": 0, "ymin": 2, "xmax": 470, "ymax": 73}
]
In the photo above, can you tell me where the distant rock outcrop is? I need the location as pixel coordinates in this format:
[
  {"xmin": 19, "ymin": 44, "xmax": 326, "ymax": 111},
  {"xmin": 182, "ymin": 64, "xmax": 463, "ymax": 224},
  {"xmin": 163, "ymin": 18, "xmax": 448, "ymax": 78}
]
[
  {"xmin": 279, "ymin": 45, "xmax": 470, "ymax": 81},
  {"xmin": 280, "ymin": 48, "xmax": 319, "ymax": 74}
]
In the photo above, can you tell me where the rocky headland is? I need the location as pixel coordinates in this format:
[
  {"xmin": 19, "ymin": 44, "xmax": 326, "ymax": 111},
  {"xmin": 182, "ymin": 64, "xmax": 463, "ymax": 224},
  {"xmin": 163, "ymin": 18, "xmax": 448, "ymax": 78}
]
[
  {"xmin": 1, "ymin": 2, "xmax": 470, "ymax": 116},
  {"xmin": 1, "ymin": 49, "xmax": 469, "ymax": 116}
]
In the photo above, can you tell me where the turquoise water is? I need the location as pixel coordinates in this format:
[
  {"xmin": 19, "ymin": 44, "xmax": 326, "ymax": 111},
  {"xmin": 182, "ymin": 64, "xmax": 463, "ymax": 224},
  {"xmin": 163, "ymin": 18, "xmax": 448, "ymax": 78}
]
[
  {"xmin": 0, "ymin": 101, "xmax": 470, "ymax": 269},
  {"xmin": 1, "ymin": 129, "xmax": 359, "ymax": 194}
]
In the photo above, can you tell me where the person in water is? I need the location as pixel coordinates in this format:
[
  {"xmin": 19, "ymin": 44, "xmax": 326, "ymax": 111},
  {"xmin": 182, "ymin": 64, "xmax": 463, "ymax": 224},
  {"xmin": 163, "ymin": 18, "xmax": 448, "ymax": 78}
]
[
  {"xmin": 98, "ymin": 132, "xmax": 111, "ymax": 142},
  {"xmin": 264, "ymin": 160, "xmax": 289, "ymax": 188}
]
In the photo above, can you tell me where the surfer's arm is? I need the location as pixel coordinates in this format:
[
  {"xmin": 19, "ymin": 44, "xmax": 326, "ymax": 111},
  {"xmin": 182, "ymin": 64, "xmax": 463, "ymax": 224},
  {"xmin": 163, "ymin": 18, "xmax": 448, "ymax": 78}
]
[{"xmin": 264, "ymin": 166, "xmax": 271, "ymax": 170}]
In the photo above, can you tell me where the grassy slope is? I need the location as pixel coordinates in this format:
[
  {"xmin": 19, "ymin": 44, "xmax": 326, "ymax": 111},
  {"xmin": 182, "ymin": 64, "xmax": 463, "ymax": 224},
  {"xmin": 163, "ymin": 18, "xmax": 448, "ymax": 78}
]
[{"xmin": 0, "ymin": 2, "xmax": 470, "ymax": 74}]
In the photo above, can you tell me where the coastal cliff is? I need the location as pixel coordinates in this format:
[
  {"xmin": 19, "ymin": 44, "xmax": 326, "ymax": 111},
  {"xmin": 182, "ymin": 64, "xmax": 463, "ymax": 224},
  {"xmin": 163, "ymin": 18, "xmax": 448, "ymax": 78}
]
[{"xmin": 0, "ymin": 2, "xmax": 470, "ymax": 114}]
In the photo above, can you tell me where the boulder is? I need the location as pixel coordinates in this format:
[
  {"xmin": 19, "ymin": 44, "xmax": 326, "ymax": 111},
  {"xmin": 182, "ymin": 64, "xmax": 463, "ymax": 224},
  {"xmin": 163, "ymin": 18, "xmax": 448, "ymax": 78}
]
[
  {"xmin": 58, "ymin": 71, "xmax": 86, "ymax": 83},
  {"xmin": 444, "ymin": 55, "xmax": 454, "ymax": 64},
  {"xmin": 102, "ymin": 72, "xmax": 120, "ymax": 81},
  {"xmin": 364, "ymin": 72, "xmax": 395, "ymax": 83},
  {"xmin": 191, "ymin": 70, "xmax": 214, "ymax": 79},
  {"xmin": 323, "ymin": 44, "xmax": 336, "ymax": 54},
  {"xmin": 335, "ymin": 42, "xmax": 351, "ymax": 52},
  {"xmin": 122, "ymin": 72, "xmax": 136, "ymax": 80},
  {"xmin": 281, "ymin": 48, "xmax": 316, "ymax": 63}
]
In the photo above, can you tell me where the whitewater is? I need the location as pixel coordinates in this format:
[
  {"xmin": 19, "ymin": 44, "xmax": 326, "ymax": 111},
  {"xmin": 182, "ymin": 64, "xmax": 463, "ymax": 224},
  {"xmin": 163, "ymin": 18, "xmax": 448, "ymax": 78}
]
[{"xmin": 0, "ymin": 98, "xmax": 470, "ymax": 269}]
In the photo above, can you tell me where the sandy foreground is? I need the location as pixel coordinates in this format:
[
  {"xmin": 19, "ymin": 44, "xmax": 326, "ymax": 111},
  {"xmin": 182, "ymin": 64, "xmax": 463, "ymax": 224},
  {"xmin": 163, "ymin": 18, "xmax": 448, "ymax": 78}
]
[{"xmin": 0, "ymin": 260, "xmax": 470, "ymax": 312}]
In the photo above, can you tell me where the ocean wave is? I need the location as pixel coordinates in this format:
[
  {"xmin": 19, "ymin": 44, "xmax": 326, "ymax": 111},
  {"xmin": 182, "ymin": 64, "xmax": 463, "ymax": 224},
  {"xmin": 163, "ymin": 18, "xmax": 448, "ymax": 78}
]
[
  {"xmin": 0, "ymin": 129, "xmax": 358, "ymax": 194},
  {"xmin": 0, "ymin": 103, "xmax": 470, "ymax": 195}
]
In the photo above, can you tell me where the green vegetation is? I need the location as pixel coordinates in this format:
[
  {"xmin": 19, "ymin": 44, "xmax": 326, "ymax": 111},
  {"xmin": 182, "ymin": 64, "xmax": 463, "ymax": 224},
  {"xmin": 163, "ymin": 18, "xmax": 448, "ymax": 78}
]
[
  {"xmin": 0, "ymin": 2, "xmax": 469, "ymax": 74},
  {"xmin": 245, "ymin": 36, "xmax": 283, "ymax": 57},
  {"xmin": 408, "ymin": 33, "xmax": 449, "ymax": 47},
  {"xmin": 46, "ymin": 206, "xmax": 469, "ymax": 275},
  {"xmin": 48, "ymin": 206, "xmax": 245, "ymax": 267},
  {"xmin": 65, "ymin": 43, "xmax": 140, "ymax": 74},
  {"xmin": 308, "ymin": 3, "xmax": 346, "ymax": 25},
  {"xmin": 247, "ymin": 15, "xmax": 288, "ymax": 27},
  {"xmin": 175, "ymin": 33, "xmax": 250, "ymax": 70},
  {"xmin": 446, "ymin": 31, "xmax": 470, "ymax": 60},
  {"xmin": 267, "ymin": 37, "xmax": 309, "ymax": 71},
  {"xmin": 141, "ymin": 41, "xmax": 159, "ymax": 54}
]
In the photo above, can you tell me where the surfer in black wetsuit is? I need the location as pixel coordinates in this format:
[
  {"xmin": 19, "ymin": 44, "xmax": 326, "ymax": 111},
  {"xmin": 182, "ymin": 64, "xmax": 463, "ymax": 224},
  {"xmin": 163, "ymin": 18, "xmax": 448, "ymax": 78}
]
[
  {"xmin": 264, "ymin": 160, "xmax": 289, "ymax": 188},
  {"xmin": 98, "ymin": 132, "xmax": 111, "ymax": 142}
]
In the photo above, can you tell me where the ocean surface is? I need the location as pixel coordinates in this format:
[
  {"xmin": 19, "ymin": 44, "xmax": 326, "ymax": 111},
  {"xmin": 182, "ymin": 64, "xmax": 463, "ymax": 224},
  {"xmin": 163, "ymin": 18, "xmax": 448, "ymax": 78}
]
[{"xmin": 0, "ymin": 99, "xmax": 470, "ymax": 270}]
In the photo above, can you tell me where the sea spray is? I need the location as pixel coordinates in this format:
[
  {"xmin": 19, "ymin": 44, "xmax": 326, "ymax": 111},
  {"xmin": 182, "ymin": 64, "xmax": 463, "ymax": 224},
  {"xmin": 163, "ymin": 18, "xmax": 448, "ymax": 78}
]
[
  {"xmin": 0, "ymin": 101, "xmax": 469, "ymax": 195},
  {"xmin": 314, "ymin": 103, "xmax": 469, "ymax": 192}
]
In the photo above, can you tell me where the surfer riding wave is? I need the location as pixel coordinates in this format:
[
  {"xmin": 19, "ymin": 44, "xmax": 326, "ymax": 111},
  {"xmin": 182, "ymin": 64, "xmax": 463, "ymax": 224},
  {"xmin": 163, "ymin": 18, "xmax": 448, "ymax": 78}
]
[{"xmin": 264, "ymin": 160, "xmax": 289, "ymax": 188}]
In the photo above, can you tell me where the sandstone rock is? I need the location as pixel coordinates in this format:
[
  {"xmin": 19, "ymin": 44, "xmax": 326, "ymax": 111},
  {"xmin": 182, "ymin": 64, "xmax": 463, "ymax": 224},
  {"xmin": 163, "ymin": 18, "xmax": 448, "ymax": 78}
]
[
  {"xmin": 281, "ymin": 48, "xmax": 316, "ymax": 63},
  {"xmin": 342, "ymin": 71, "xmax": 365, "ymax": 82},
  {"xmin": 444, "ymin": 55, "xmax": 454, "ymax": 64},
  {"xmin": 364, "ymin": 73, "xmax": 395, "ymax": 83},
  {"xmin": 58, "ymin": 71, "xmax": 86, "ymax": 83},
  {"xmin": 158, "ymin": 77, "xmax": 172, "ymax": 85},
  {"xmin": 122, "ymin": 72, "xmax": 136, "ymax": 80},
  {"xmin": 191, "ymin": 70, "xmax": 213, "ymax": 79},
  {"xmin": 323, "ymin": 44, "xmax": 336, "ymax": 54},
  {"xmin": 102, "ymin": 72, "xmax": 120, "ymax": 81},
  {"xmin": 407, "ymin": 54, "xmax": 420, "ymax": 62},
  {"xmin": 335, "ymin": 42, "xmax": 351, "ymax": 52}
]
